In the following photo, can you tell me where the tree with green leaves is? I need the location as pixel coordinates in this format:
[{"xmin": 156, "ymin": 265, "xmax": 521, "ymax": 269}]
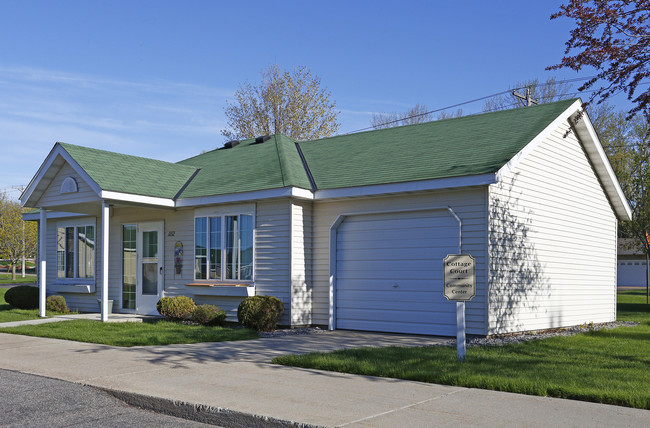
[
  {"xmin": 0, "ymin": 192, "xmax": 37, "ymax": 280},
  {"xmin": 549, "ymin": 0, "xmax": 650, "ymax": 119},
  {"xmin": 222, "ymin": 64, "xmax": 340, "ymax": 141}
]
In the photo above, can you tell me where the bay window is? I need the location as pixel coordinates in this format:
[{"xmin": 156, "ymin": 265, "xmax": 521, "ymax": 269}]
[{"xmin": 195, "ymin": 213, "xmax": 253, "ymax": 281}]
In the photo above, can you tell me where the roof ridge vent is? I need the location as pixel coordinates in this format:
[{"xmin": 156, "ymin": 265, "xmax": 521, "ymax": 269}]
[
  {"xmin": 223, "ymin": 140, "xmax": 240, "ymax": 149},
  {"xmin": 254, "ymin": 135, "xmax": 271, "ymax": 144}
]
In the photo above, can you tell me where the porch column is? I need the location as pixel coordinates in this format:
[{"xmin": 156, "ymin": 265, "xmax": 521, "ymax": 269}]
[
  {"xmin": 101, "ymin": 200, "xmax": 109, "ymax": 322},
  {"xmin": 38, "ymin": 208, "xmax": 46, "ymax": 317}
]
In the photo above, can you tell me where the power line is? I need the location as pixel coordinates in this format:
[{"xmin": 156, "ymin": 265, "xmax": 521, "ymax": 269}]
[{"xmin": 348, "ymin": 76, "xmax": 649, "ymax": 135}]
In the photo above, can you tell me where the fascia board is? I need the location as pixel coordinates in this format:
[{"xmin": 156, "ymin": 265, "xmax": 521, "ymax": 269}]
[
  {"xmin": 22, "ymin": 211, "xmax": 87, "ymax": 221},
  {"xmin": 100, "ymin": 190, "xmax": 175, "ymax": 207},
  {"xmin": 313, "ymin": 173, "xmax": 496, "ymax": 200},
  {"xmin": 175, "ymin": 187, "xmax": 314, "ymax": 208},
  {"xmin": 572, "ymin": 110, "xmax": 632, "ymax": 221},
  {"xmin": 496, "ymin": 99, "xmax": 582, "ymax": 183}
]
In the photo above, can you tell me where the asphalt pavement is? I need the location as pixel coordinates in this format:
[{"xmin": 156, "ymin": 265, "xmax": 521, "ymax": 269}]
[{"xmin": 0, "ymin": 368, "xmax": 215, "ymax": 427}]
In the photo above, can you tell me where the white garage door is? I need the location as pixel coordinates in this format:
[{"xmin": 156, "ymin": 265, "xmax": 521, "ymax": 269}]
[
  {"xmin": 335, "ymin": 210, "xmax": 460, "ymax": 336},
  {"xmin": 618, "ymin": 260, "xmax": 647, "ymax": 287}
]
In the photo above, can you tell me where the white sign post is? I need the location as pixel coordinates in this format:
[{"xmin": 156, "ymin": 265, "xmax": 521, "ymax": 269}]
[{"xmin": 443, "ymin": 254, "xmax": 476, "ymax": 362}]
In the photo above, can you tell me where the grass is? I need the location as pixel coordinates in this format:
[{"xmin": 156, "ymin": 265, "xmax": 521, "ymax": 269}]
[
  {"xmin": 0, "ymin": 319, "xmax": 259, "ymax": 346},
  {"xmin": 274, "ymin": 290, "xmax": 650, "ymax": 410},
  {"xmin": 0, "ymin": 288, "xmax": 259, "ymax": 346},
  {"xmin": 0, "ymin": 274, "xmax": 36, "ymax": 284}
]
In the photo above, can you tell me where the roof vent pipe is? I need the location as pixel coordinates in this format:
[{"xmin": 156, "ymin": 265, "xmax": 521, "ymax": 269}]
[
  {"xmin": 254, "ymin": 135, "xmax": 271, "ymax": 144},
  {"xmin": 223, "ymin": 140, "xmax": 240, "ymax": 149}
]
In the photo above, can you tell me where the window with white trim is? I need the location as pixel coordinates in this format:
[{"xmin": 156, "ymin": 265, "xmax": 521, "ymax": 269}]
[
  {"xmin": 56, "ymin": 225, "xmax": 95, "ymax": 279},
  {"xmin": 195, "ymin": 214, "xmax": 253, "ymax": 281}
]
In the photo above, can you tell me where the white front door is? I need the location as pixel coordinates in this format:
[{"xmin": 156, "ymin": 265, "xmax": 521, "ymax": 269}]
[{"xmin": 136, "ymin": 221, "xmax": 164, "ymax": 315}]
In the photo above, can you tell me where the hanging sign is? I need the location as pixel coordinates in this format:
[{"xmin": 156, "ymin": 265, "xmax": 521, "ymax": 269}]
[{"xmin": 443, "ymin": 254, "xmax": 476, "ymax": 301}]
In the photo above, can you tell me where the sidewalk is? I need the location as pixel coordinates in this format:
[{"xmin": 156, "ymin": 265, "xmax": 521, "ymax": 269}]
[{"xmin": 0, "ymin": 331, "xmax": 648, "ymax": 427}]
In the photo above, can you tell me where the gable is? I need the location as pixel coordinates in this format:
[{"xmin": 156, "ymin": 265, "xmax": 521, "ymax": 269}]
[{"xmin": 36, "ymin": 161, "xmax": 100, "ymax": 208}]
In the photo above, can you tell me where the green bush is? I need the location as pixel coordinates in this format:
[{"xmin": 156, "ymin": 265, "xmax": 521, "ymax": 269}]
[
  {"xmin": 5, "ymin": 285, "xmax": 39, "ymax": 309},
  {"xmin": 46, "ymin": 295, "xmax": 70, "ymax": 314},
  {"xmin": 237, "ymin": 295, "xmax": 284, "ymax": 332},
  {"xmin": 190, "ymin": 304, "xmax": 227, "ymax": 326},
  {"xmin": 156, "ymin": 296, "xmax": 196, "ymax": 321}
]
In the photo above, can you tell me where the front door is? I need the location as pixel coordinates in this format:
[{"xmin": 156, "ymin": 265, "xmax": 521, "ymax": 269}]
[
  {"xmin": 122, "ymin": 222, "xmax": 164, "ymax": 315},
  {"xmin": 137, "ymin": 222, "xmax": 164, "ymax": 315}
]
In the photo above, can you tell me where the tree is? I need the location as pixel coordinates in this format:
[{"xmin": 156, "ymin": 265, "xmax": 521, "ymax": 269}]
[
  {"xmin": 483, "ymin": 77, "xmax": 575, "ymax": 112},
  {"xmin": 371, "ymin": 104, "xmax": 462, "ymax": 129},
  {"xmin": 548, "ymin": 0, "xmax": 650, "ymax": 119},
  {"xmin": 0, "ymin": 192, "xmax": 37, "ymax": 280},
  {"xmin": 221, "ymin": 64, "xmax": 340, "ymax": 141},
  {"xmin": 592, "ymin": 105, "xmax": 650, "ymax": 301}
]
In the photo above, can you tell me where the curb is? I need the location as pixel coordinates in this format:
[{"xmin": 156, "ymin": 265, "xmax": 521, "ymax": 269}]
[{"xmin": 100, "ymin": 387, "xmax": 324, "ymax": 428}]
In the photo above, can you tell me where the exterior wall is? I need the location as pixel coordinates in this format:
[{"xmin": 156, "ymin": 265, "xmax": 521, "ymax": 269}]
[
  {"xmin": 36, "ymin": 162, "xmax": 98, "ymax": 207},
  {"xmin": 254, "ymin": 199, "xmax": 292, "ymax": 325},
  {"xmin": 41, "ymin": 198, "xmax": 295, "ymax": 322},
  {"xmin": 311, "ymin": 189, "xmax": 489, "ymax": 335},
  {"xmin": 487, "ymin": 120, "xmax": 618, "ymax": 334},
  {"xmin": 291, "ymin": 199, "xmax": 313, "ymax": 325}
]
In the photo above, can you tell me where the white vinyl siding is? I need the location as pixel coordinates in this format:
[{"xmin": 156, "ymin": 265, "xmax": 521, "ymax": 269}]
[
  {"xmin": 488, "ymin": 120, "xmax": 617, "ymax": 334},
  {"xmin": 291, "ymin": 199, "xmax": 313, "ymax": 325},
  {"xmin": 254, "ymin": 199, "xmax": 292, "ymax": 325},
  {"xmin": 36, "ymin": 162, "xmax": 99, "ymax": 207},
  {"xmin": 311, "ymin": 189, "xmax": 489, "ymax": 335}
]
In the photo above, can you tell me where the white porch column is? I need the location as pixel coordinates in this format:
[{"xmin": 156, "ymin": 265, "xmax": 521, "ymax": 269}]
[
  {"xmin": 38, "ymin": 208, "xmax": 47, "ymax": 317},
  {"xmin": 101, "ymin": 200, "xmax": 109, "ymax": 322}
]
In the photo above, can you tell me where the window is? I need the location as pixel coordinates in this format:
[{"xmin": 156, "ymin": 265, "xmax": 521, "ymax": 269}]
[
  {"xmin": 56, "ymin": 225, "xmax": 95, "ymax": 279},
  {"xmin": 122, "ymin": 225, "xmax": 136, "ymax": 309},
  {"xmin": 195, "ymin": 214, "xmax": 253, "ymax": 281}
]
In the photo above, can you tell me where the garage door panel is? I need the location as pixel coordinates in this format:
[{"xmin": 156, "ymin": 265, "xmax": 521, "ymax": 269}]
[
  {"xmin": 336, "ymin": 210, "xmax": 458, "ymax": 336},
  {"xmin": 618, "ymin": 260, "xmax": 646, "ymax": 286},
  {"xmin": 336, "ymin": 319, "xmax": 457, "ymax": 336},
  {"xmin": 336, "ymin": 280, "xmax": 443, "ymax": 292}
]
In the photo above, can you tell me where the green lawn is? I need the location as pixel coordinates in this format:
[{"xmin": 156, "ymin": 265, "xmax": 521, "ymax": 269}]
[
  {"xmin": 274, "ymin": 290, "xmax": 650, "ymax": 410},
  {"xmin": 0, "ymin": 319, "xmax": 259, "ymax": 346},
  {"xmin": 0, "ymin": 274, "xmax": 37, "ymax": 284},
  {"xmin": 0, "ymin": 288, "xmax": 259, "ymax": 345}
]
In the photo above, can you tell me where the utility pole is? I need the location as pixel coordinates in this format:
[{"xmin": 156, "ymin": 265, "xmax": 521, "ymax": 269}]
[{"xmin": 512, "ymin": 87, "xmax": 539, "ymax": 107}]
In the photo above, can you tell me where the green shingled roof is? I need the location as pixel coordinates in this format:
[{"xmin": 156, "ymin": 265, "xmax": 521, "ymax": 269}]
[
  {"xmin": 176, "ymin": 134, "xmax": 312, "ymax": 198},
  {"xmin": 297, "ymin": 98, "xmax": 577, "ymax": 190},
  {"xmin": 54, "ymin": 99, "xmax": 577, "ymax": 201},
  {"xmin": 59, "ymin": 143, "xmax": 198, "ymax": 199}
]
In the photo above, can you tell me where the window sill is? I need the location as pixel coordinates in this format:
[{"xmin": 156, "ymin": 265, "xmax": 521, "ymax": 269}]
[
  {"xmin": 50, "ymin": 283, "xmax": 96, "ymax": 294},
  {"xmin": 186, "ymin": 283, "xmax": 254, "ymax": 297}
]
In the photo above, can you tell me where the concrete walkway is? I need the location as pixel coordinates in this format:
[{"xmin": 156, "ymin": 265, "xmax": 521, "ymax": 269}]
[{"xmin": 0, "ymin": 330, "xmax": 649, "ymax": 427}]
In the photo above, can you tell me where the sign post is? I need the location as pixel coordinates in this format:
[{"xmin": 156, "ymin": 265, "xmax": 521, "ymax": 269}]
[{"xmin": 443, "ymin": 254, "xmax": 476, "ymax": 362}]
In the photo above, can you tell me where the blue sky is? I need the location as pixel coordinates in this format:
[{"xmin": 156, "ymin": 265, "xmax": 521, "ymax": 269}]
[{"xmin": 0, "ymin": 0, "xmax": 623, "ymax": 199}]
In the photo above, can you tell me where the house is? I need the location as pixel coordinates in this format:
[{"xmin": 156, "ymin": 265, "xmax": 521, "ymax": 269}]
[
  {"xmin": 617, "ymin": 238, "xmax": 647, "ymax": 287},
  {"xmin": 21, "ymin": 98, "xmax": 631, "ymax": 336}
]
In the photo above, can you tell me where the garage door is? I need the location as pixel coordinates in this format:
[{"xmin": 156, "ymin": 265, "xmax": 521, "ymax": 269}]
[
  {"xmin": 618, "ymin": 260, "xmax": 647, "ymax": 287},
  {"xmin": 335, "ymin": 210, "xmax": 460, "ymax": 336}
]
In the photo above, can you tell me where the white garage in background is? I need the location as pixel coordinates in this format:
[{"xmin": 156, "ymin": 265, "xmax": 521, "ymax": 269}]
[
  {"xmin": 331, "ymin": 208, "xmax": 461, "ymax": 335},
  {"xmin": 618, "ymin": 260, "xmax": 647, "ymax": 287}
]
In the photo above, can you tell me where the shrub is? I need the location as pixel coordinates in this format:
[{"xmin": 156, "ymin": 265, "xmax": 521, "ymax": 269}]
[
  {"xmin": 156, "ymin": 296, "xmax": 196, "ymax": 321},
  {"xmin": 4, "ymin": 285, "xmax": 39, "ymax": 309},
  {"xmin": 237, "ymin": 295, "xmax": 284, "ymax": 332},
  {"xmin": 46, "ymin": 295, "xmax": 70, "ymax": 314},
  {"xmin": 190, "ymin": 304, "xmax": 227, "ymax": 326}
]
